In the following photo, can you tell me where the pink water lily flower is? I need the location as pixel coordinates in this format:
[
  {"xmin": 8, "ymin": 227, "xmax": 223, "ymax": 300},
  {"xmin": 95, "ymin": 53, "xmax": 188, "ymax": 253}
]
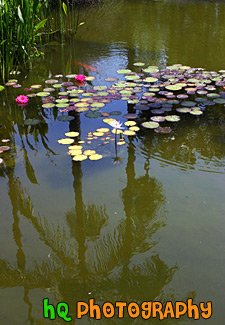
[
  {"xmin": 75, "ymin": 74, "xmax": 86, "ymax": 82},
  {"xmin": 16, "ymin": 95, "xmax": 29, "ymax": 104}
]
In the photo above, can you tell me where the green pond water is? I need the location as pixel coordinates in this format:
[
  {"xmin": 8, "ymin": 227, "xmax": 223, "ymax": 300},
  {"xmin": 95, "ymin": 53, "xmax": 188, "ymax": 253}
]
[{"xmin": 0, "ymin": 0, "xmax": 225, "ymax": 323}]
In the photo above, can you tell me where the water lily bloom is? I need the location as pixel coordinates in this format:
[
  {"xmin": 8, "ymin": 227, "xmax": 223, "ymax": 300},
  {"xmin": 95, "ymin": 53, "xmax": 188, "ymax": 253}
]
[
  {"xmin": 16, "ymin": 95, "xmax": 29, "ymax": 104},
  {"xmin": 75, "ymin": 74, "xmax": 86, "ymax": 82},
  {"xmin": 109, "ymin": 120, "xmax": 124, "ymax": 130}
]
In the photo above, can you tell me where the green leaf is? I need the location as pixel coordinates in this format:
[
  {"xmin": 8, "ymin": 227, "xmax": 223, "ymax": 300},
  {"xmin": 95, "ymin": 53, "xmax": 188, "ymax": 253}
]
[
  {"xmin": 35, "ymin": 18, "xmax": 48, "ymax": 31},
  {"xmin": 62, "ymin": 2, "xmax": 67, "ymax": 15},
  {"xmin": 18, "ymin": 5, "xmax": 24, "ymax": 24},
  {"xmin": 0, "ymin": 40, "xmax": 6, "ymax": 46}
]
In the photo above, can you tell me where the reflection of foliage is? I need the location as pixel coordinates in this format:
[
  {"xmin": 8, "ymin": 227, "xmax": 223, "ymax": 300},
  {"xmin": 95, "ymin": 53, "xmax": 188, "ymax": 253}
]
[{"xmin": 138, "ymin": 116, "xmax": 225, "ymax": 173}]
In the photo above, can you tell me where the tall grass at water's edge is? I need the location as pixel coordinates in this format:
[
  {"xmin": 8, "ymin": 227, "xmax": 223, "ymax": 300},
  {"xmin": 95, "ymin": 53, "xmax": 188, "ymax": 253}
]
[{"xmin": 0, "ymin": 0, "xmax": 80, "ymax": 83}]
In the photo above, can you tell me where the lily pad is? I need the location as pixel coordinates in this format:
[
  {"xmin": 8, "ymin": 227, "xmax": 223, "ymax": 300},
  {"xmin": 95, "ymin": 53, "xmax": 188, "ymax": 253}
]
[
  {"xmin": 133, "ymin": 62, "xmax": 145, "ymax": 66},
  {"xmin": 117, "ymin": 69, "xmax": 132, "ymax": 74},
  {"xmin": 123, "ymin": 114, "xmax": 138, "ymax": 119},
  {"xmin": 190, "ymin": 110, "xmax": 203, "ymax": 115},
  {"xmin": 65, "ymin": 132, "xmax": 79, "ymax": 137},
  {"xmin": 154, "ymin": 127, "xmax": 172, "ymax": 134},
  {"xmin": 45, "ymin": 79, "xmax": 58, "ymax": 84},
  {"xmin": 165, "ymin": 85, "xmax": 182, "ymax": 91},
  {"xmin": 151, "ymin": 109, "xmax": 165, "ymax": 114},
  {"xmin": 206, "ymin": 93, "xmax": 220, "ymax": 99},
  {"xmin": 57, "ymin": 115, "xmax": 75, "ymax": 122},
  {"xmin": 89, "ymin": 154, "xmax": 103, "ymax": 160},
  {"xmin": 37, "ymin": 92, "xmax": 50, "ymax": 97},
  {"xmin": 24, "ymin": 118, "xmax": 41, "ymax": 126},
  {"xmin": 134, "ymin": 105, "xmax": 149, "ymax": 111},
  {"xmin": 143, "ymin": 77, "xmax": 158, "ymax": 83},
  {"xmin": 56, "ymin": 103, "xmax": 69, "ymax": 108},
  {"xmin": 124, "ymin": 121, "xmax": 136, "ymax": 126},
  {"xmin": 76, "ymin": 107, "xmax": 89, "ymax": 113},
  {"xmin": 110, "ymin": 111, "xmax": 122, "ymax": 116},
  {"xmin": 165, "ymin": 115, "xmax": 180, "ymax": 122},
  {"xmin": 104, "ymin": 77, "xmax": 118, "ymax": 82},
  {"xmin": 151, "ymin": 116, "xmax": 166, "ymax": 122},
  {"xmin": 176, "ymin": 108, "xmax": 191, "ymax": 113},
  {"xmin": 85, "ymin": 111, "xmax": 101, "ymax": 118},
  {"xmin": 214, "ymin": 98, "xmax": 225, "ymax": 104},
  {"xmin": 42, "ymin": 103, "xmax": 56, "ymax": 108},
  {"xmin": 0, "ymin": 146, "xmax": 10, "ymax": 151},
  {"xmin": 73, "ymin": 155, "xmax": 88, "ymax": 161},
  {"xmin": 181, "ymin": 101, "xmax": 196, "ymax": 107},
  {"xmin": 142, "ymin": 121, "xmax": 159, "ymax": 129},
  {"xmin": 58, "ymin": 138, "xmax": 74, "ymax": 145},
  {"xmin": 123, "ymin": 130, "xmax": 136, "ymax": 136},
  {"xmin": 30, "ymin": 84, "xmax": 42, "ymax": 89}
]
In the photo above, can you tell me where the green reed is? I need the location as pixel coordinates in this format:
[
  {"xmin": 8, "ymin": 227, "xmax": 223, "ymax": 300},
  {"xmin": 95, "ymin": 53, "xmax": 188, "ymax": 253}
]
[{"xmin": 0, "ymin": 0, "xmax": 80, "ymax": 83}]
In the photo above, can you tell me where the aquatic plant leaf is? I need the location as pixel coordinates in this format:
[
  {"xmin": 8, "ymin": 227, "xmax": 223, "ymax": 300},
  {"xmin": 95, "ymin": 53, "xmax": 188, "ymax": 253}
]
[
  {"xmin": 176, "ymin": 108, "xmax": 191, "ymax": 113},
  {"xmin": 42, "ymin": 103, "xmax": 55, "ymax": 108},
  {"xmin": 89, "ymin": 154, "xmax": 103, "ymax": 160},
  {"xmin": 93, "ymin": 132, "xmax": 104, "ymax": 137},
  {"xmin": 45, "ymin": 79, "xmax": 58, "ymax": 84},
  {"xmin": 83, "ymin": 150, "xmax": 96, "ymax": 156},
  {"xmin": 133, "ymin": 62, "xmax": 145, "ymax": 66},
  {"xmin": 85, "ymin": 111, "xmax": 101, "ymax": 118},
  {"xmin": 65, "ymin": 132, "xmax": 79, "ymax": 137},
  {"xmin": 58, "ymin": 138, "xmax": 74, "ymax": 144},
  {"xmin": 165, "ymin": 115, "xmax": 180, "ymax": 122},
  {"xmin": 96, "ymin": 128, "xmax": 110, "ymax": 132},
  {"xmin": 110, "ymin": 111, "xmax": 121, "ymax": 116},
  {"xmin": 76, "ymin": 107, "xmax": 89, "ymax": 113},
  {"xmin": 214, "ymin": 98, "xmax": 225, "ymax": 104},
  {"xmin": 112, "ymin": 129, "xmax": 123, "ymax": 134},
  {"xmin": 165, "ymin": 85, "xmax": 182, "ymax": 91},
  {"xmin": 68, "ymin": 149, "xmax": 83, "ymax": 156},
  {"xmin": 134, "ymin": 104, "xmax": 149, "ymax": 111},
  {"xmin": 129, "ymin": 126, "xmax": 140, "ymax": 131},
  {"xmin": 24, "ymin": 118, "xmax": 40, "ymax": 125},
  {"xmin": 31, "ymin": 84, "xmax": 42, "ymax": 89},
  {"xmin": 66, "ymin": 74, "xmax": 76, "ymax": 78},
  {"xmin": 151, "ymin": 116, "xmax": 166, "ymax": 122},
  {"xmin": 93, "ymin": 86, "xmax": 107, "ymax": 91},
  {"xmin": 181, "ymin": 101, "xmax": 196, "ymax": 107},
  {"xmin": 85, "ymin": 76, "xmax": 96, "ymax": 81},
  {"xmin": 56, "ymin": 103, "xmax": 69, "ymax": 108},
  {"xmin": 190, "ymin": 110, "xmax": 203, "ymax": 115},
  {"xmin": 142, "ymin": 121, "xmax": 159, "ymax": 129},
  {"xmin": 143, "ymin": 68, "xmax": 159, "ymax": 73},
  {"xmin": 69, "ymin": 145, "xmax": 83, "ymax": 150},
  {"xmin": 124, "ymin": 121, "xmax": 136, "ymax": 126},
  {"xmin": 105, "ymin": 77, "xmax": 118, "ymax": 82},
  {"xmin": 57, "ymin": 115, "xmax": 75, "ymax": 121},
  {"xmin": 0, "ymin": 146, "xmax": 10, "ymax": 151},
  {"xmin": 123, "ymin": 114, "xmax": 137, "ymax": 119},
  {"xmin": 154, "ymin": 127, "xmax": 172, "ymax": 134},
  {"xmin": 73, "ymin": 155, "xmax": 87, "ymax": 161},
  {"xmin": 0, "ymin": 85, "xmax": 4, "ymax": 91},
  {"xmin": 91, "ymin": 103, "xmax": 105, "ymax": 108},
  {"xmin": 123, "ymin": 130, "xmax": 136, "ymax": 136},
  {"xmin": 37, "ymin": 92, "xmax": 50, "ymax": 97},
  {"xmin": 117, "ymin": 69, "xmax": 131, "ymax": 74}
]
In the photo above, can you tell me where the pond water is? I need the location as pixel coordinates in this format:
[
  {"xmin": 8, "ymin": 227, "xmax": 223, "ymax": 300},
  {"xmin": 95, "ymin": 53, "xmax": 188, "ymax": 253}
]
[{"xmin": 0, "ymin": 0, "xmax": 225, "ymax": 323}]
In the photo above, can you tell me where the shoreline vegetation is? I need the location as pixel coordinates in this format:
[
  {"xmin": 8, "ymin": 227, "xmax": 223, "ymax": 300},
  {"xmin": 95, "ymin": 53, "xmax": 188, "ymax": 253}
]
[{"xmin": 0, "ymin": 0, "xmax": 102, "ymax": 83}]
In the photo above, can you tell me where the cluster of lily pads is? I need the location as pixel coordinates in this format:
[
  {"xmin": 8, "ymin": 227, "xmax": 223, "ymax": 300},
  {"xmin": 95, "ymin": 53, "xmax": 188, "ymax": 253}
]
[{"xmin": 3, "ymin": 62, "xmax": 225, "ymax": 162}]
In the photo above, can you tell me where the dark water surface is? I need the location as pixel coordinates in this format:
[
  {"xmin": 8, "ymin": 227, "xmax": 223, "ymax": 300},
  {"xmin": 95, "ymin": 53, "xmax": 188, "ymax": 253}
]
[{"xmin": 0, "ymin": 0, "xmax": 225, "ymax": 323}]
